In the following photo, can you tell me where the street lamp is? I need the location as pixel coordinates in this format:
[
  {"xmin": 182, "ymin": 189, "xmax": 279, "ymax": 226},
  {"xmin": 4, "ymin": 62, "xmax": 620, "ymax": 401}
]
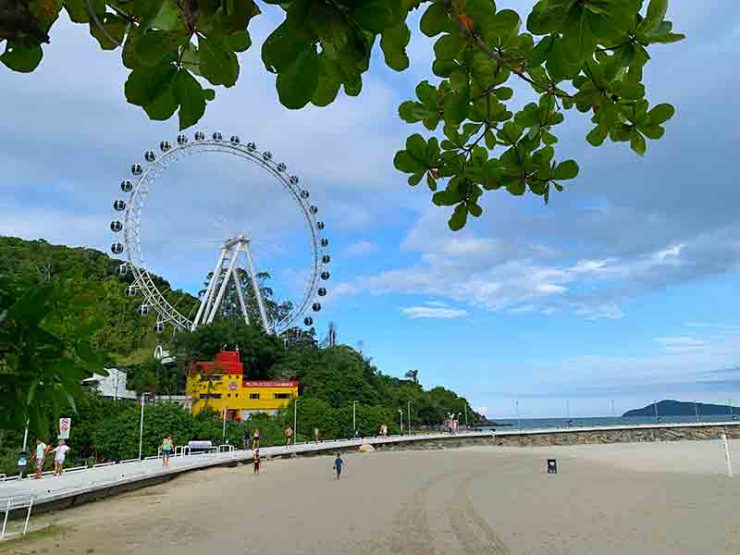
[
  {"xmin": 352, "ymin": 401, "xmax": 357, "ymax": 438},
  {"xmin": 293, "ymin": 398, "xmax": 298, "ymax": 445},
  {"xmin": 138, "ymin": 392, "xmax": 151, "ymax": 460},
  {"xmin": 398, "ymin": 408, "xmax": 403, "ymax": 435},
  {"xmin": 407, "ymin": 401, "xmax": 411, "ymax": 436}
]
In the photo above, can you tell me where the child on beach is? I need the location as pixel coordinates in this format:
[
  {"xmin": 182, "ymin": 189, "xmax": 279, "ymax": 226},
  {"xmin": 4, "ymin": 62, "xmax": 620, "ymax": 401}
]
[
  {"xmin": 333, "ymin": 453, "xmax": 344, "ymax": 480},
  {"xmin": 51, "ymin": 440, "xmax": 70, "ymax": 476},
  {"xmin": 253, "ymin": 450, "xmax": 261, "ymax": 475}
]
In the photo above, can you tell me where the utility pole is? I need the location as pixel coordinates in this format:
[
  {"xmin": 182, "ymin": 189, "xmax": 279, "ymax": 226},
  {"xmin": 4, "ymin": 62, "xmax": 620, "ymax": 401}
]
[
  {"xmin": 222, "ymin": 405, "xmax": 227, "ymax": 444},
  {"xmin": 138, "ymin": 393, "xmax": 147, "ymax": 460},
  {"xmin": 398, "ymin": 409, "xmax": 403, "ymax": 434},
  {"xmin": 293, "ymin": 399, "xmax": 298, "ymax": 445},
  {"xmin": 463, "ymin": 403, "xmax": 468, "ymax": 428},
  {"xmin": 516, "ymin": 400, "xmax": 521, "ymax": 431},
  {"xmin": 407, "ymin": 401, "xmax": 411, "ymax": 436},
  {"xmin": 352, "ymin": 401, "xmax": 357, "ymax": 437}
]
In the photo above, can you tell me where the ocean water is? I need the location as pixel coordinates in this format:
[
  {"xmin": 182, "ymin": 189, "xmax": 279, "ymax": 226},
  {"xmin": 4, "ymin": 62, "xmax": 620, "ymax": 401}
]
[{"xmin": 481, "ymin": 414, "xmax": 739, "ymax": 431}]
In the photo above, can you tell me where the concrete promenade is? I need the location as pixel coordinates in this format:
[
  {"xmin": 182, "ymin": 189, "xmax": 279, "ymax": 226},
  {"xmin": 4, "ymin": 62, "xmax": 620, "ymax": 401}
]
[
  {"xmin": 0, "ymin": 431, "xmax": 492, "ymax": 515},
  {"xmin": 3, "ymin": 420, "xmax": 740, "ymax": 517}
]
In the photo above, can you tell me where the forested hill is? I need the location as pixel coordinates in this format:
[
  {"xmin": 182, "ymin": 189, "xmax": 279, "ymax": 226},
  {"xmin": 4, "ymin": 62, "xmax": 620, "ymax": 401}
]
[
  {"xmin": 0, "ymin": 235, "xmax": 197, "ymax": 364},
  {"xmin": 623, "ymin": 400, "xmax": 738, "ymax": 417}
]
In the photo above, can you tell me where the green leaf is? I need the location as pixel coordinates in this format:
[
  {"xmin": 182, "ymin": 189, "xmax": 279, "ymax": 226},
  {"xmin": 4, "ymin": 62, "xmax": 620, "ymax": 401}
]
[
  {"xmin": 420, "ymin": 2, "xmax": 450, "ymax": 37},
  {"xmin": 199, "ymin": 37, "xmax": 239, "ymax": 86},
  {"xmin": 174, "ymin": 70, "xmax": 207, "ymax": 129},
  {"xmin": 643, "ymin": 0, "xmax": 668, "ymax": 33},
  {"xmin": 426, "ymin": 173, "xmax": 438, "ymax": 191},
  {"xmin": 352, "ymin": 0, "xmax": 389, "ymax": 33},
  {"xmin": 380, "ymin": 22, "xmax": 411, "ymax": 71},
  {"xmin": 276, "ymin": 47, "xmax": 319, "ymax": 109},
  {"xmin": 448, "ymin": 204, "xmax": 468, "ymax": 231},
  {"xmin": 143, "ymin": 84, "xmax": 178, "ymax": 120},
  {"xmin": 647, "ymin": 103, "xmax": 675, "ymax": 125},
  {"xmin": 468, "ymin": 202, "xmax": 483, "ymax": 217},
  {"xmin": 394, "ymin": 151, "xmax": 425, "ymax": 174},
  {"xmin": 262, "ymin": 22, "xmax": 312, "ymax": 73},
  {"xmin": 0, "ymin": 43, "xmax": 43, "ymax": 73},
  {"xmin": 406, "ymin": 133, "xmax": 427, "ymax": 162},
  {"xmin": 125, "ymin": 63, "xmax": 177, "ymax": 107},
  {"xmin": 586, "ymin": 125, "xmax": 608, "ymax": 146},
  {"xmin": 151, "ymin": 1, "xmax": 187, "ymax": 32},
  {"xmin": 133, "ymin": 30, "xmax": 184, "ymax": 67},
  {"xmin": 630, "ymin": 131, "xmax": 646, "ymax": 156},
  {"xmin": 228, "ymin": 31, "xmax": 252, "ymax": 53},
  {"xmin": 89, "ymin": 14, "xmax": 128, "ymax": 50},
  {"xmin": 312, "ymin": 57, "xmax": 341, "ymax": 107},
  {"xmin": 553, "ymin": 160, "xmax": 579, "ymax": 180}
]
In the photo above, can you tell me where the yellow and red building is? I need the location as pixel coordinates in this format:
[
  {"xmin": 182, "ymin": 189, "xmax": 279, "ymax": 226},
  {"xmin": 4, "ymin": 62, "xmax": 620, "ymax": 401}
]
[{"xmin": 186, "ymin": 350, "xmax": 298, "ymax": 420}]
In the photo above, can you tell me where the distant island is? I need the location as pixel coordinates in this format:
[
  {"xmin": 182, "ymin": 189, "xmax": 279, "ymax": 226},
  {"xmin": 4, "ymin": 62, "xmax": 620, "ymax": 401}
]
[{"xmin": 624, "ymin": 400, "xmax": 738, "ymax": 417}]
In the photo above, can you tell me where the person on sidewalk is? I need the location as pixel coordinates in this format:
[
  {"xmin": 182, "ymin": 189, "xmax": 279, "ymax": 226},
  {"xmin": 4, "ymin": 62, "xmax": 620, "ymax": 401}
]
[
  {"xmin": 284, "ymin": 425, "xmax": 293, "ymax": 446},
  {"xmin": 252, "ymin": 428, "xmax": 260, "ymax": 450},
  {"xmin": 314, "ymin": 427, "xmax": 321, "ymax": 443},
  {"xmin": 161, "ymin": 434, "xmax": 174, "ymax": 467},
  {"xmin": 17, "ymin": 449, "xmax": 30, "ymax": 479},
  {"xmin": 51, "ymin": 440, "xmax": 70, "ymax": 476},
  {"xmin": 242, "ymin": 428, "xmax": 250, "ymax": 450},
  {"xmin": 33, "ymin": 438, "xmax": 47, "ymax": 479}
]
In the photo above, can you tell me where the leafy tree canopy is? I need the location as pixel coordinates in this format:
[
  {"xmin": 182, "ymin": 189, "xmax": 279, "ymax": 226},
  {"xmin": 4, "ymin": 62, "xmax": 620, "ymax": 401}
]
[{"xmin": 1, "ymin": 0, "xmax": 682, "ymax": 230}]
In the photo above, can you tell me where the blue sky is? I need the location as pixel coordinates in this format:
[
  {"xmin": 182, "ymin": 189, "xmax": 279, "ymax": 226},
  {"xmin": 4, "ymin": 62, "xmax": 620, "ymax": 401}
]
[{"xmin": 2, "ymin": 1, "xmax": 740, "ymax": 418}]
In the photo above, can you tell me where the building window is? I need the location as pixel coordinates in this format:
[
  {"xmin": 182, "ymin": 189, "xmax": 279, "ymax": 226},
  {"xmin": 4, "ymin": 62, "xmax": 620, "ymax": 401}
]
[
  {"xmin": 235, "ymin": 394, "xmax": 239, "ymax": 398},
  {"xmin": 200, "ymin": 393, "xmax": 222, "ymax": 399},
  {"xmin": 249, "ymin": 393, "xmax": 260, "ymax": 400},
  {"xmin": 227, "ymin": 393, "xmax": 231, "ymax": 398},
  {"xmin": 273, "ymin": 393, "xmax": 291, "ymax": 399}
]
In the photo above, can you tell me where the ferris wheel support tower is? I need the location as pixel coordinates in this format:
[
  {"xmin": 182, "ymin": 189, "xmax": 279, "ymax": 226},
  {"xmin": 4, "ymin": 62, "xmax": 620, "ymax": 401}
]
[{"xmin": 192, "ymin": 235, "xmax": 271, "ymax": 334}]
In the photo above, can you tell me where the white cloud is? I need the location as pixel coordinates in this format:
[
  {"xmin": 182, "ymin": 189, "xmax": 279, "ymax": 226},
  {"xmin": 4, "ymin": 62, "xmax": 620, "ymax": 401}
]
[
  {"xmin": 474, "ymin": 406, "xmax": 489, "ymax": 416},
  {"xmin": 401, "ymin": 303, "xmax": 469, "ymax": 319},
  {"xmin": 344, "ymin": 240, "xmax": 379, "ymax": 257},
  {"xmin": 654, "ymin": 335, "xmax": 709, "ymax": 352}
]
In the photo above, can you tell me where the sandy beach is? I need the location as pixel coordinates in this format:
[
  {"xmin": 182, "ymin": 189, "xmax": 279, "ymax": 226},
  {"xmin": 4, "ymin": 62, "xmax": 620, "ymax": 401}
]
[{"xmin": 3, "ymin": 439, "xmax": 740, "ymax": 555}]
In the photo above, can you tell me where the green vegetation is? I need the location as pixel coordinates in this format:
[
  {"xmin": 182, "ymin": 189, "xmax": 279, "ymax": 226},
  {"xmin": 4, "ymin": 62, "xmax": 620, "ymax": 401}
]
[
  {"xmin": 0, "ymin": 236, "xmax": 480, "ymax": 475},
  {"xmin": 1, "ymin": 0, "xmax": 681, "ymax": 230}
]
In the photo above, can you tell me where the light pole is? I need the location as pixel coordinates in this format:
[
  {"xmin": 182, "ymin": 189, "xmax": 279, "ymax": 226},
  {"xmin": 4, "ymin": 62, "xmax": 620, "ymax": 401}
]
[
  {"xmin": 694, "ymin": 400, "xmax": 699, "ymax": 422},
  {"xmin": 407, "ymin": 401, "xmax": 411, "ymax": 436},
  {"xmin": 293, "ymin": 398, "xmax": 298, "ymax": 445},
  {"xmin": 221, "ymin": 405, "xmax": 227, "ymax": 444},
  {"xmin": 398, "ymin": 408, "xmax": 403, "ymax": 435},
  {"xmin": 515, "ymin": 400, "xmax": 521, "ymax": 431},
  {"xmin": 463, "ymin": 403, "xmax": 468, "ymax": 429},
  {"xmin": 138, "ymin": 392, "xmax": 149, "ymax": 460},
  {"xmin": 352, "ymin": 401, "xmax": 357, "ymax": 437}
]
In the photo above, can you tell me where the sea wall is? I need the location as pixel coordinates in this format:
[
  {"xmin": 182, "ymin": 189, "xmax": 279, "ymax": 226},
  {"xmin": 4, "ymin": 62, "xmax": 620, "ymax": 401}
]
[{"xmin": 372, "ymin": 422, "xmax": 740, "ymax": 451}]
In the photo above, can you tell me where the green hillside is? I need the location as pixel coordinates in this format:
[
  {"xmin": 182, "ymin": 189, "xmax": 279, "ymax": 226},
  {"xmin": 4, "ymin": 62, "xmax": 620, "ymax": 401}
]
[{"xmin": 0, "ymin": 235, "xmax": 198, "ymax": 365}]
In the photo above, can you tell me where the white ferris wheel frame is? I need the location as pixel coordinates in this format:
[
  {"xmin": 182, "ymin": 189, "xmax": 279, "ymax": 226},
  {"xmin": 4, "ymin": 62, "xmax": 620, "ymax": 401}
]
[{"xmin": 113, "ymin": 133, "xmax": 328, "ymax": 335}]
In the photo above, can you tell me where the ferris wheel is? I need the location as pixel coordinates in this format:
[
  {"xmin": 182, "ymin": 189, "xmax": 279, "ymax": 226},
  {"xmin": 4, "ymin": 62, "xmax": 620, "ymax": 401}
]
[{"xmin": 108, "ymin": 131, "xmax": 330, "ymax": 336}]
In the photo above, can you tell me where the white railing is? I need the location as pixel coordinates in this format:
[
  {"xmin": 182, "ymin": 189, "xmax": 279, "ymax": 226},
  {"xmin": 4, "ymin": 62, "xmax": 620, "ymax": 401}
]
[{"xmin": 0, "ymin": 495, "xmax": 35, "ymax": 541}]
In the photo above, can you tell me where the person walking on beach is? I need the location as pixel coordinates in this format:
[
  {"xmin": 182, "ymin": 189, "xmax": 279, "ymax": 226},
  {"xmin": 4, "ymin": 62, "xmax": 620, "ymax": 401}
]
[
  {"xmin": 284, "ymin": 425, "xmax": 293, "ymax": 446},
  {"xmin": 333, "ymin": 453, "xmax": 344, "ymax": 480},
  {"xmin": 252, "ymin": 428, "xmax": 260, "ymax": 450},
  {"xmin": 314, "ymin": 427, "xmax": 321, "ymax": 443},
  {"xmin": 33, "ymin": 438, "xmax": 48, "ymax": 479},
  {"xmin": 253, "ymin": 450, "xmax": 261, "ymax": 475},
  {"xmin": 51, "ymin": 440, "xmax": 70, "ymax": 476},
  {"xmin": 161, "ymin": 434, "xmax": 174, "ymax": 467}
]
